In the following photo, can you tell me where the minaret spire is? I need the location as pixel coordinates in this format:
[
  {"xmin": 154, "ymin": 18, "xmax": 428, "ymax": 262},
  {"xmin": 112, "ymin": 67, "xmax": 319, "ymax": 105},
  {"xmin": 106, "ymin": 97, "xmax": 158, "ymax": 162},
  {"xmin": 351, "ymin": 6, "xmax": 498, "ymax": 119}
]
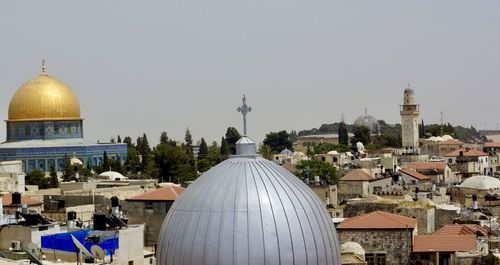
[
  {"xmin": 237, "ymin": 94, "xmax": 252, "ymax": 136},
  {"xmin": 41, "ymin": 58, "xmax": 46, "ymax": 75}
]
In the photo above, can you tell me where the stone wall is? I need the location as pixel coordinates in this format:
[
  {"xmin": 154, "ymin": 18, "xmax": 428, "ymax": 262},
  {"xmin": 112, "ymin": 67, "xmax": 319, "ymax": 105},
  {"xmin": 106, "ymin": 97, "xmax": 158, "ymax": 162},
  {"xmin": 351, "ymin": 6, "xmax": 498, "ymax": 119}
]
[{"xmin": 338, "ymin": 229, "xmax": 414, "ymax": 265}]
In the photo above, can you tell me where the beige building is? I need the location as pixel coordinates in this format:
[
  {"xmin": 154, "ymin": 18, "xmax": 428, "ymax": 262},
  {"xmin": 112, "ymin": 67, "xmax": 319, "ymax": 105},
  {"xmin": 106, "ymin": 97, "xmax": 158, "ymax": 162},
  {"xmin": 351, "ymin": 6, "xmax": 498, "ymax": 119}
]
[
  {"xmin": 420, "ymin": 136, "xmax": 463, "ymax": 157},
  {"xmin": 126, "ymin": 184, "xmax": 185, "ymax": 248},
  {"xmin": 339, "ymin": 169, "xmax": 376, "ymax": 199},
  {"xmin": 0, "ymin": 160, "xmax": 25, "ymax": 193},
  {"xmin": 404, "ymin": 161, "xmax": 456, "ymax": 185}
]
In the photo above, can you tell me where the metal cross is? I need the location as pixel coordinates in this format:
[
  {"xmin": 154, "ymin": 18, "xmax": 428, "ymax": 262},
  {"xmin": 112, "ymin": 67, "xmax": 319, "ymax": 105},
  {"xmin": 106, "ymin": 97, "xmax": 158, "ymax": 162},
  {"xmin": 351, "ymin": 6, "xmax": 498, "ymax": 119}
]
[{"xmin": 237, "ymin": 94, "xmax": 252, "ymax": 136}]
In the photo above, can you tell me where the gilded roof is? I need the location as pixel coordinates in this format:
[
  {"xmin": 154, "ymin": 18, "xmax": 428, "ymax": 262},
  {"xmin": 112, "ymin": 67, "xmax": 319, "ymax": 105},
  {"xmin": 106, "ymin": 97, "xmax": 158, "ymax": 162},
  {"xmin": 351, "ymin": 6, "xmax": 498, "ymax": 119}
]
[{"xmin": 8, "ymin": 74, "xmax": 81, "ymax": 121}]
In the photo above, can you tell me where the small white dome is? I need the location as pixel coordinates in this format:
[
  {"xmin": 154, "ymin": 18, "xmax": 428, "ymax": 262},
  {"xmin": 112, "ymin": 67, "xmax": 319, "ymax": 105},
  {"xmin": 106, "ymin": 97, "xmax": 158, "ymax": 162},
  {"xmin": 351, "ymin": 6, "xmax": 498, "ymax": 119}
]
[
  {"xmin": 327, "ymin": 150, "xmax": 339, "ymax": 155},
  {"xmin": 459, "ymin": 175, "xmax": 500, "ymax": 191},
  {"xmin": 341, "ymin": 242, "xmax": 365, "ymax": 256},
  {"xmin": 442, "ymin": 135, "xmax": 454, "ymax": 140},
  {"xmin": 99, "ymin": 171, "xmax": 127, "ymax": 181}
]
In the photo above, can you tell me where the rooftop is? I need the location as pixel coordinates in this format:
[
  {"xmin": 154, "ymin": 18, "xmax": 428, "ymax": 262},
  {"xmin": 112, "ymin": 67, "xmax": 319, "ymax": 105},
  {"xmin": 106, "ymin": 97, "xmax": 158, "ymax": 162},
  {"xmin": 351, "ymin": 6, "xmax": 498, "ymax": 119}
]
[
  {"xmin": 484, "ymin": 142, "xmax": 500, "ymax": 148},
  {"xmin": 340, "ymin": 169, "xmax": 375, "ymax": 181},
  {"xmin": 399, "ymin": 168, "xmax": 431, "ymax": 180},
  {"xmin": 337, "ymin": 211, "xmax": 416, "ymax": 230},
  {"xmin": 444, "ymin": 148, "xmax": 488, "ymax": 157},
  {"xmin": 126, "ymin": 185, "xmax": 185, "ymax": 201},
  {"xmin": 433, "ymin": 224, "xmax": 487, "ymax": 237},
  {"xmin": 413, "ymin": 235, "xmax": 477, "ymax": 253},
  {"xmin": 406, "ymin": 162, "xmax": 447, "ymax": 171},
  {"xmin": 1, "ymin": 193, "xmax": 43, "ymax": 206}
]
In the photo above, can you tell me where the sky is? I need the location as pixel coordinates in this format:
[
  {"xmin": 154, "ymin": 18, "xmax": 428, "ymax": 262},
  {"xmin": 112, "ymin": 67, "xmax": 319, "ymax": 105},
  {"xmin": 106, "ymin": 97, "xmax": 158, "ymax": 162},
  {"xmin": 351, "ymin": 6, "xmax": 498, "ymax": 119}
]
[{"xmin": 0, "ymin": 1, "xmax": 499, "ymax": 145}]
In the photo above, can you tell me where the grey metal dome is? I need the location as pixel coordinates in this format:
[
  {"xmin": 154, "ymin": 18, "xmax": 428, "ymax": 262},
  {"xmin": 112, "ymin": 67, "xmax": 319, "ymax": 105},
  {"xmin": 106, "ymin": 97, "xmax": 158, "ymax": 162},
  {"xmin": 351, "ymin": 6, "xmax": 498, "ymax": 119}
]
[
  {"xmin": 157, "ymin": 139, "xmax": 341, "ymax": 265},
  {"xmin": 354, "ymin": 110, "xmax": 380, "ymax": 135}
]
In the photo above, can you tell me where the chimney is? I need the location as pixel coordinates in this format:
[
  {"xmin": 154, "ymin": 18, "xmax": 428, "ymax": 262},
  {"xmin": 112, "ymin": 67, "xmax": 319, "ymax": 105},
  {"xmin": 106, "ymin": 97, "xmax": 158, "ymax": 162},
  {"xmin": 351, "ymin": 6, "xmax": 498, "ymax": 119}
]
[
  {"xmin": 472, "ymin": 194, "xmax": 478, "ymax": 210},
  {"xmin": 413, "ymin": 187, "xmax": 419, "ymax": 201}
]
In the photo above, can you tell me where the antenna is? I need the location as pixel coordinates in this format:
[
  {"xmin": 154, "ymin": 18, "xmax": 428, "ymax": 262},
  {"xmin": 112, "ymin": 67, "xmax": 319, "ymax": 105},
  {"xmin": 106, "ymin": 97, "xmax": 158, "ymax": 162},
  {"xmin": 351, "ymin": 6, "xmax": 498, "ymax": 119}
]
[
  {"xmin": 236, "ymin": 95, "xmax": 252, "ymax": 136},
  {"xmin": 440, "ymin": 111, "xmax": 443, "ymax": 126}
]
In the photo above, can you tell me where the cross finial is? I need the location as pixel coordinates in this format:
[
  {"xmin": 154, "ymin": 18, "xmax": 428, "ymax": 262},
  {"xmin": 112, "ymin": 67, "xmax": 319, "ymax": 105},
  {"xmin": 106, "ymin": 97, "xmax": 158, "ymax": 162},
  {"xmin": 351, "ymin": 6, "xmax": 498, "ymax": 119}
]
[
  {"xmin": 237, "ymin": 94, "xmax": 252, "ymax": 136},
  {"xmin": 41, "ymin": 58, "xmax": 46, "ymax": 75}
]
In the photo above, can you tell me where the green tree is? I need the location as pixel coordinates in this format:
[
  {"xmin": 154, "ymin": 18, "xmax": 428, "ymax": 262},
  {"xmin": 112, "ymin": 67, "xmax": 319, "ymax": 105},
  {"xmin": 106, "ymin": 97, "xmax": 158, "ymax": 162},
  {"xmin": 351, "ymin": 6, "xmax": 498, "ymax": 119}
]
[
  {"xmin": 258, "ymin": 144, "xmax": 275, "ymax": 160},
  {"xmin": 295, "ymin": 160, "xmax": 337, "ymax": 184},
  {"xmin": 208, "ymin": 141, "xmax": 221, "ymax": 165},
  {"xmin": 220, "ymin": 137, "xmax": 230, "ymax": 160},
  {"xmin": 123, "ymin": 136, "xmax": 133, "ymax": 148},
  {"xmin": 49, "ymin": 166, "xmax": 58, "ymax": 187},
  {"xmin": 184, "ymin": 128, "xmax": 193, "ymax": 147},
  {"xmin": 225, "ymin": 127, "xmax": 241, "ymax": 155},
  {"xmin": 338, "ymin": 121, "xmax": 349, "ymax": 145},
  {"xmin": 198, "ymin": 138, "xmax": 209, "ymax": 158},
  {"xmin": 103, "ymin": 151, "xmax": 110, "ymax": 172},
  {"xmin": 160, "ymin": 131, "xmax": 169, "ymax": 145},
  {"xmin": 117, "ymin": 135, "xmax": 122, "ymax": 143},
  {"xmin": 351, "ymin": 126, "xmax": 371, "ymax": 146},
  {"xmin": 26, "ymin": 169, "xmax": 53, "ymax": 189},
  {"xmin": 263, "ymin": 130, "xmax": 293, "ymax": 153},
  {"xmin": 62, "ymin": 155, "xmax": 75, "ymax": 182}
]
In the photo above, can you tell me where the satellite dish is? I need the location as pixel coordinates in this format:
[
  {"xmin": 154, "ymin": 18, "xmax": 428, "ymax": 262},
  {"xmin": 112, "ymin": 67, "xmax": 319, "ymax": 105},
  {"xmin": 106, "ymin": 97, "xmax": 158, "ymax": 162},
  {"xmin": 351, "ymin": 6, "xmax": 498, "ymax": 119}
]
[
  {"xmin": 71, "ymin": 235, "xmax": 94, "ymax": 258},
  {"xmin": 24, "ymin": 243, "xmax": 43, "ymax": 265},
  {"xmin": 91, "ymin": 245, "xmax": 105, "ymax": 260}
]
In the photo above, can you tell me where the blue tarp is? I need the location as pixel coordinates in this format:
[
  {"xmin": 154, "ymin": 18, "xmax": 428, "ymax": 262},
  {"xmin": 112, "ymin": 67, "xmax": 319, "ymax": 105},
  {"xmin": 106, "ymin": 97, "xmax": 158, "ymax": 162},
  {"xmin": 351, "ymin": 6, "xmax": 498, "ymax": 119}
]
[{"xmin": 41, "ymin": 229, "xmax": 118, "ymax": 256}]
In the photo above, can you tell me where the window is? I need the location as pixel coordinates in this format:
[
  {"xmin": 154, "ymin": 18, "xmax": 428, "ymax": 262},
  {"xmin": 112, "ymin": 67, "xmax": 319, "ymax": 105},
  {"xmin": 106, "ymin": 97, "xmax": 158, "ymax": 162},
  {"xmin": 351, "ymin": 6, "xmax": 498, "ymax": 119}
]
[
  {"xmin": 145, "ymin": 202, "xmax": 154, "ymax": 214},
  {"xmin": 366, "ymin": 254, "xmax": 386, "ymax": 265}
]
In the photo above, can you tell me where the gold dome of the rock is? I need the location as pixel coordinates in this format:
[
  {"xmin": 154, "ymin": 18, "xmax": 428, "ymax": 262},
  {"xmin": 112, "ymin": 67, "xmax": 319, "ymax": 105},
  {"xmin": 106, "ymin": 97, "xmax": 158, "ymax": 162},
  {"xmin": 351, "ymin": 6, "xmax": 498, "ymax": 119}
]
[{"xmin": 8, "ymin": 73, "xmax": 81, "ymax": 121}]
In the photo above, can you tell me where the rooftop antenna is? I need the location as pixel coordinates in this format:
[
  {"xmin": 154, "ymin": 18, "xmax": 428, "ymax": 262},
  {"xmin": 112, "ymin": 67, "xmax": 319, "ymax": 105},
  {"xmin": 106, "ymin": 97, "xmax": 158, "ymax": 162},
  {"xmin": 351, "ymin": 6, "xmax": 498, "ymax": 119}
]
[
  {"xmin": 440, "ymin": 111, "xmax": 444, "ymax": 126},
  {"xmin": 41, "ymin": 58, "xmax": 46, "ymax": 75},
  {"xmin": 364, "ymin": 108, "xmax": 367, "ymax": 115},
  {"xmin": 237, "ymin": 94, "xmax": 252, "ymax": 136},
  {"xmin": 341, "ymin": 112, "xmax": 346, "ymax": 123}
]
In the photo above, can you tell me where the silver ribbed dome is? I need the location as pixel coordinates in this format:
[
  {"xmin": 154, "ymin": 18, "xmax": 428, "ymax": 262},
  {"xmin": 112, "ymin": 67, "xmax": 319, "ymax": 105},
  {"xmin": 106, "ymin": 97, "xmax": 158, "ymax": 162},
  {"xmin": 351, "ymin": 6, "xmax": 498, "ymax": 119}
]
[
  {"xmin": 354, "ymin": 112, "xmax": 380, "ymax": 135},
  {"xmin": 157, "ymin": 146, "xmax": 341, "ymax": 264}
]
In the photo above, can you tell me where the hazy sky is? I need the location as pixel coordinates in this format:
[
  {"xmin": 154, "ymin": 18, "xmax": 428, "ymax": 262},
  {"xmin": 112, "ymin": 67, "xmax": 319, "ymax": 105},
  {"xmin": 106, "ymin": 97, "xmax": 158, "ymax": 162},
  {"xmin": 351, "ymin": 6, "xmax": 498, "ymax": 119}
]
[{"xmin": 0, "ymin": 1, "xmax": 499, "ymax": 144}]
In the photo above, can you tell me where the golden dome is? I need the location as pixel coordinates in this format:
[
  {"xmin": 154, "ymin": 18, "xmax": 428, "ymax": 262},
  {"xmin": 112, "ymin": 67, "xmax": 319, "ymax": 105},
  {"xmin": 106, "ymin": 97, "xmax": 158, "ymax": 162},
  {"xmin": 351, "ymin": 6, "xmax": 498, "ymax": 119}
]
[{"xmin": 8, "ymin": 74, "xmax": 81, "ymax": 121}]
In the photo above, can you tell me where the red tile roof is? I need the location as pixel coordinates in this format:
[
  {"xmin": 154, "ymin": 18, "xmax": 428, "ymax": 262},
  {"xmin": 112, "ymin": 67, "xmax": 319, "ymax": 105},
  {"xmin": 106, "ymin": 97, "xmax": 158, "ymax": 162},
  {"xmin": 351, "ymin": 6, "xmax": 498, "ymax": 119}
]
[
  {"xmin": 406, "ymin": 162, "xmax": 447, "ymax": 171},
  {"xmin": 340, "ymin": 169, "xmax": 375, "ymax": 181},
  {"xmin": 1, "ymin": 193, "xmax": 43, "ymax": 206},
  {"xmin": 413, "ymin": 235, "xmax": 477, "ymax": 253},
  {"xmin": 485, "ymin": 142, "xmax": 500, "ymax": 148},
  {"xmin": 399, "ymin": 169, "xmax": 431, "ymax": 180},
  {"xmin": 337, "ymin": 211, "xmax": 416, "ymax": 230},
  {"xmin": 444, "ymin": 148, "xmax": 488, "ymax": 157},
  {"xmin": 433, "ymin": 224, "xmax": 487, "ymax": 236},
  {"xmin": 126, "ymin": 185, "xmax": 185, "ymax": 201}
]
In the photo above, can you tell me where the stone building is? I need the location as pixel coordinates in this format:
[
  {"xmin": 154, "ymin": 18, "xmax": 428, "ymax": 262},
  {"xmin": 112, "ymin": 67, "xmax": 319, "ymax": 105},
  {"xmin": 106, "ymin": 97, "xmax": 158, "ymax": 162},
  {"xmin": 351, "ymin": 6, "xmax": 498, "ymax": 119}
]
[
  {"xmin": 125, "ymin": 184, "xmax": 185, "ymax": 248},
  {"xmin": 413, "ymin": 224, "xmax": 487, "ymax": 265},
  {"xmin": 339, "ymin": 169, "xmax": 376, "ymax": 198},
  {"xmin": 450, "ymin": 175, "xmax": 500, "ymax": 206},
  {"xmin": 420, "ymin": 136, "xmax": 463, "ymax": 157},
  {"xmin": 445, "ymin": 148, "xmax": 490, "ymax": 177},
  {"xmin": 337, "ymin": 211, "xmax": 417, "ymax": 265},
  {"xmin": 404, "ymin": 161, "xmax": 456, "ymax": 185}
]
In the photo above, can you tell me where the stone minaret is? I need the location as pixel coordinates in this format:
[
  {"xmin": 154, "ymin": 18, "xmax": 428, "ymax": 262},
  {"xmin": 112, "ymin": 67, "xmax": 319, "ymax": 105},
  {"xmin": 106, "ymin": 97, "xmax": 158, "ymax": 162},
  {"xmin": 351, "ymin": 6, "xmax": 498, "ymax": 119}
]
[{"xmin": 400, "ymin": 85, "xmax": 420, "ymax": 153}]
